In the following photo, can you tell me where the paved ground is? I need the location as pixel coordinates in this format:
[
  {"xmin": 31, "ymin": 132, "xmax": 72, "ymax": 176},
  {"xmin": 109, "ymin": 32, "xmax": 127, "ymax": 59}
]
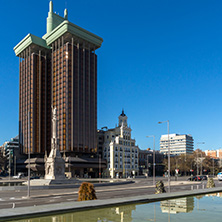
[{"xmin": 0, "ymin": 176, "xmax": 221, "ymax": 210}]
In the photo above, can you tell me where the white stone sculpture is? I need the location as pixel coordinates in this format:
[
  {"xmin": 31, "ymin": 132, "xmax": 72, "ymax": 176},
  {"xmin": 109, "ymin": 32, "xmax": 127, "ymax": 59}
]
[{"xmin": 44, "ymin": 107, "xmax": 65, "ymax": 180}]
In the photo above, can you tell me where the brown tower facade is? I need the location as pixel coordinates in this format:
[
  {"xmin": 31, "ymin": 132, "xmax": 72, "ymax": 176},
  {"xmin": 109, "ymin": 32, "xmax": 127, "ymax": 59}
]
[
  {"xmin": 14, "ymin": 1, "xmax": 103, "ymax": 157},
  {"xmin": 51, "ymin": 40, "xmax": 97, "ymax": 154},
  {"xmin": 18, "ymin": 48, "xmax": 51, "ymax": 155}
]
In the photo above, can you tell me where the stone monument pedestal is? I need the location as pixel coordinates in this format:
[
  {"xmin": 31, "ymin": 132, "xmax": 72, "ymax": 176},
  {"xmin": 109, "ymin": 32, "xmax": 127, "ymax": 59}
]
[
  {"xmin": 44, "ymin": 149, "xmax": 66, "ymax": 180},
  {"xmin": 24, "ymin": 107, "xmax": 76, "ymax": 186}
]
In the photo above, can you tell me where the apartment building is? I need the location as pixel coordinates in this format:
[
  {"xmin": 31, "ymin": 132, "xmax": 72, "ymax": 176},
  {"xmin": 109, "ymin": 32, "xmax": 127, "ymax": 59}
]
[
  {"xmin": 160, "ymin": 134, "xmax": 194, "ymax": 155},
  {"xmin": 205, "ymin": 150, "xmax": 222, "ymax": 159}
]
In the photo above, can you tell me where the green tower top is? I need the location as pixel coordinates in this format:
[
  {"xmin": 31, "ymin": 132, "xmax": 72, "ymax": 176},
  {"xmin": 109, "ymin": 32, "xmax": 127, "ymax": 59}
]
[
  {"xmin": 14, "ymin": 1, "xmax": 103, "ymax": 57},
  {"xmin": 46, "ymin": 1, "xmax": 68, "ymax": 35}
]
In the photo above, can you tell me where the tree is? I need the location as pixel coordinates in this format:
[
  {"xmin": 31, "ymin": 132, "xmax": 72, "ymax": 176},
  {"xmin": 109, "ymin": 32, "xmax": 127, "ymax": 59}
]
[
  {"xmin": 0, "ymin": 152, "xmax": 7, "ymax": 174},
  {"xmin": 78, "ymin": 182, "xmax": 97, "ymax": 201}
]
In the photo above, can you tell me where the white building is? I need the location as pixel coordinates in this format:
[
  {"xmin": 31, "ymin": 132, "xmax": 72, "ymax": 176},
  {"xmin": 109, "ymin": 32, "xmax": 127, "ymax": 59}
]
[
  {"xmin": 100, "ymin": 110, "xmax": 139, "ymax": 178},
  {"xmin": 160, "ymin": 134, "xmax": 194, "ymax": 155},
  {"xmin": 3, "ymin": 135, "xmax": 19, "ymax": 176}
]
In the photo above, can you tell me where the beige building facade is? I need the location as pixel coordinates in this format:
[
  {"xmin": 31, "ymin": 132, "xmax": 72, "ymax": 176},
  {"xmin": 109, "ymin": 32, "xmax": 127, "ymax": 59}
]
[{"xmin": 100, "ymin": 111, "xmax": 139, "ymax": 178}]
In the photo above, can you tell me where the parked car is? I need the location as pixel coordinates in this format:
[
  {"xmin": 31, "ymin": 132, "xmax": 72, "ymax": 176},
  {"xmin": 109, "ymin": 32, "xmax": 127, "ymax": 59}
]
[
  {"xmin": 217, "ymin": 172, "xmax": 222, "ymax": 181},
  {"xmin": 0, "ymin": 172, "xmax": 8, "ymax": 177},
  {"xmin": 187, "ymin": 176, "xmax": 195, "ymax": 181},
  {"xmin": 30, "ymin": 176, "xmax": 40, "ymax": 180},
  {"xmin": 187, "ymin": 176, "xmax": 202, "ymax": 181},
  {"xmin": 13, "ymin": 172, "xmax": 25, "ymax": 179},
  {"xmin": 200, "ymin": 175, "xmax": 207, "ymax": 180}
]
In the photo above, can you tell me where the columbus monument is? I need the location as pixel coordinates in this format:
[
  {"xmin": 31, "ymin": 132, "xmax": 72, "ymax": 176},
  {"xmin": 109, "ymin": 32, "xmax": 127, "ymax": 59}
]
[
  {"xmin": 28, "ymin": 107, "xmax": 76, "ymax": 185},
  {"xmin": 44, "ymin": 107, "xmax": 65, "ymax": 180}
]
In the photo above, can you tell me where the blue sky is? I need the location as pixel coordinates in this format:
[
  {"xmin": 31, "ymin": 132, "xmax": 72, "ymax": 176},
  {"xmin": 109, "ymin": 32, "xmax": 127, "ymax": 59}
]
[{"xmin": 1, "ymin": 0, "xmax": 222, "ymax": 151}]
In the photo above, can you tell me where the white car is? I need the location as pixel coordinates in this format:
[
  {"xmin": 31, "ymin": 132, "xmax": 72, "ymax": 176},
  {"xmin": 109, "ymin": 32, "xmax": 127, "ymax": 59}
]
[
  {"xmin": 13, "ymin": 173, "xmax": 24, "ymax": 179},
  {"xmin": 217, "ymin": 172, "xmax": 222, "ymax": 181}
]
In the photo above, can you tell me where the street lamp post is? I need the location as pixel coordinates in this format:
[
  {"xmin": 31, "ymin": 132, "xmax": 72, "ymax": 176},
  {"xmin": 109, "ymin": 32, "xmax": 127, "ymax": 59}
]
[
  {"xmin": 211, "ymin": 150, "xmax": 215, "ymax": 177},
  {"xmin": 175, "ymin": 157, "xmax": 181, "ymax": 180},
  {"xmin": 99, "ymin": 154, "xmax": 101, "ymax": 181},
  {"xmin": 200, "ymin": 152, "xmax": 203, "ymax": 176},
  {"xmin": 14, "ymin": 156, "xmax": 16, "ymax": 177},
  {"xmin": 27, "ymin": 111, "xmax": 31, "ymax": 198},
  {"xmin": 146, "ymin": 135, "xmax": 156, "ymax": 185},
  {"xmin": 146, "ymin": 154, "xmax": 152, "ymax": 178},
  {"xmin": 213, "ymin": 158, "xmax": 214, "ymax": 177},
  {"xmin": 158, "ymin": 120, "xmax": 170, "ymax": 193},
  {"xmin": 196, "ymin": 153, "xmax": 199, "ymax": 175},
  {"xmin": 147, "ymin": 154, "xmax": 149, "ymax": 178},
  {"xmin": 125, "ymin": 151, "xmax": 127, "ymax": 178},
  {"xmin": 197, "ymin": 142, "xmax": 205, "ymax": 176},
  {"xmin": 9, "ymin": 149, "xmax": 11, "ymax": 181},
  {"xmin": 191, "ymin": 160, "xmax": 194, "ymax": 176},
  {"xmin": 122, "ymin": 148, "xmax": 125, "ymax": 178}
]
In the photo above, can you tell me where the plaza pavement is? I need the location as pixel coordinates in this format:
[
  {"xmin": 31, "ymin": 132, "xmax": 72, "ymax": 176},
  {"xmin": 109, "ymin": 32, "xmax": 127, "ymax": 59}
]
[{"xmin": 0, "ymin": 177, "xmax": 222, "ymax": 221}]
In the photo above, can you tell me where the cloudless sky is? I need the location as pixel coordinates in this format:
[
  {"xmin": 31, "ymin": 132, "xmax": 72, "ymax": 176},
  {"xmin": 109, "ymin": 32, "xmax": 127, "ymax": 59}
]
[{"xmin": 1, "ymin": 0, "xmax": 222, "ymax": 151}]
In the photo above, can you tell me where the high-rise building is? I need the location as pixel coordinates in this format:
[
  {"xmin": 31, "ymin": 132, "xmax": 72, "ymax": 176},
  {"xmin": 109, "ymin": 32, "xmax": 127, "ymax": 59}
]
[
  {"xmin": 14, "ymin": 1, "xmax": 103, "ymax": 157},
  {"xmin": 13, "ymin": 2, "xmax": 104, "ymax": 176},
  {"xmin": 159, "ymin": 134, "xmax": 194, "ymax": 155}
]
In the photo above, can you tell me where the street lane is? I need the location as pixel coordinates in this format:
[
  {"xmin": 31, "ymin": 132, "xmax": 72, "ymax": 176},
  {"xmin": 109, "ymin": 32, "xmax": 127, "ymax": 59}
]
[{"xmin": 0, "ymin": 178, "xmax": 220, "ymax": 209}]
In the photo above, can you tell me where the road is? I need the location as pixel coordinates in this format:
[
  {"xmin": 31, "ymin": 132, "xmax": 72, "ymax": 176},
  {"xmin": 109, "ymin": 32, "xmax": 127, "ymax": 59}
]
[{"xmin": 0, "ymin": 177, "xmax": 221, "ymax": 209}]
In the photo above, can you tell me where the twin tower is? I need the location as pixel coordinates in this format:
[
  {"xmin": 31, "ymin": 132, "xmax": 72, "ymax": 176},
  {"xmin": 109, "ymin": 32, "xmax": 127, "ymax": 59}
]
[{"xmin": 14, "ymin": 1, "xmax": 103, "ymax": 157}]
